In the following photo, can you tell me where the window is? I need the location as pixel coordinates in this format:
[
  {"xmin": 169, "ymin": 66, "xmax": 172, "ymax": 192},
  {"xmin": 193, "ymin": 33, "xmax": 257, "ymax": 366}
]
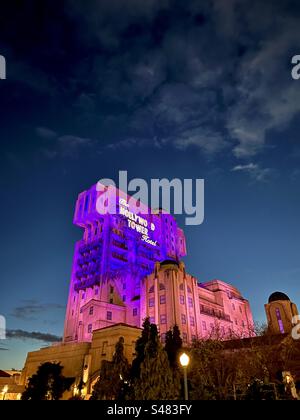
[
  {"xmin": 123, "ymin": 283, "xmax": 126, "ymax": 290},
  {"xmin": 149, "ymin": 285, "xmax": 154, "ymax": 293},
  {"xmin": 232, "ymin": 303, "xmax": 235, "ymax": 311},
  {"xmin": 160, "ymin": 314, "xmax": 167, "ymax": 324},
  {"xmin": 202, "ymin": 321, "xmax": 207, "ymax": 331},
  {"xmin": 123, "ymin": 295, "xmax": 126, "ymax": 302},
  {"xmin": 89, "ymin": 306, "xmax": 94, "ymax": 316},
  {"xmin": 160, "ymin": 295, "xmax": 166, "ymax": 304},
  {"xmin": 188, "ymin": 297, "xmax": 193, "ymax": 308},
  {"xmin": 183, "ymin": 333, "xmax": 187, "ymax": 343},
  {"xmin": 181, "ymin": 314, "xmax": 187, "ymax": 324},
  {"xmin": 133, "ymin": 308, "xmax": 138, "ymax": 317},
  {"xmin": 95, "ymin": 288, "xmax": 99, "ymax": 295},
  {"xmin": 80, "ymin": 308, "xmax": 83, "ymax": 314},
  {"xmin": 180, "ymin": 283, "xmax": 184, "ymax": 291},
  {"xmin": 101, "ymin": 341, "xmax": 108, "ymax": 356},
  {"xmin": 109, "ymin": 298, "xmax": 113, "ymax": 304},
  {"xmin": 73, "ymin": 296, "xmax": 76, "ymax": 303},
  {"xmin": 107, "ymin": 311, "xmax": 112, "ymax": 321},
  {"xmin": 88, "ymin": 324, "xmax": 92, "ymax": 334},
  {"xmin": 110, "ymin": 286, "xmax": 114, "ymax": 294},
  {"xmin": 180, "ymin": 295, "xmax": 185, "ymax": 305},
  {"xmin": 239, "ymin": 306, "xmax": 242, "ymax": 314},
  {"xmin": 276, "ymin": 308, "xmax": 285, "ymax": 334},
  {"xmin": 149, "ymin": 297, "xmax": 155, "ymax": 307},
  {"xmin": 190, "ymin": 316, "xmax": 195, "ymax": 327},
  {"xmin": 72, "ymin": 310, "xmax": 74, "ymax": 316},
  {"xmin": 150, "ymin": 317, "xmax": 155, "ymax": 324},
  {"xmin": 159, "ymin": 283, "xmax": 165, "ymax": 291},
  {"xmin": 82, "ymin": 293, "xmax": 85, "ymax": 300},
  {"xmin": 187, "ymin": 286, "xmax": 192, "ymax": 293},
  {"xmin": 84, "ymin": 195, "xmax": 90, "ymax": 212}
]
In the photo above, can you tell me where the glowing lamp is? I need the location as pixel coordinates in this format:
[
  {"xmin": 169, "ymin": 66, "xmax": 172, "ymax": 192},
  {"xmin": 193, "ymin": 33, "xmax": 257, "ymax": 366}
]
[{"xmin": 180, "ymin": 353, "xmax": 190, "ymax": 368}]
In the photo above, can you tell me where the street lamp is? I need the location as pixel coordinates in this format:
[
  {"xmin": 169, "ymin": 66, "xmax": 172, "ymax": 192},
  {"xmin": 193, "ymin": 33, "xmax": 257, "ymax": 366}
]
[
  {"xmin": 180, "ymin": 353, "xmax": 190, "ymax": 401},
  {"xmin": 2, "ymin": 385, "xmax": 8, "ymax": 401}
]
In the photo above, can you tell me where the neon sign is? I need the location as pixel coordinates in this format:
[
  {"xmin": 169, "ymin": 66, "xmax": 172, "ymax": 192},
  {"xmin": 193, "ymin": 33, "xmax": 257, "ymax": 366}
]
[{"xmin": 119, "ymin": 199, "xmax": 157, "ymax": 246}]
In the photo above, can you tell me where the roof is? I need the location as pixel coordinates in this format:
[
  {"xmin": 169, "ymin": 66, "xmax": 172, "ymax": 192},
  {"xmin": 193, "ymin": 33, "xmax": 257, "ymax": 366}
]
[
  {"xmin": 268, "ymin": 292, "xmax": 290, "ymax": 303},
  {"xmin": 0, "ymin": 370, "xmax": 11, "ymax": 378}
]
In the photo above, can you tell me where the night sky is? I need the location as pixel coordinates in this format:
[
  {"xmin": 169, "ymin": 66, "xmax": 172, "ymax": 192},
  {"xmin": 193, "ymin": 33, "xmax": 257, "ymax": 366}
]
[{"xmin": 0, "ymin": 0, "xmax": 300, "ymax": 369}]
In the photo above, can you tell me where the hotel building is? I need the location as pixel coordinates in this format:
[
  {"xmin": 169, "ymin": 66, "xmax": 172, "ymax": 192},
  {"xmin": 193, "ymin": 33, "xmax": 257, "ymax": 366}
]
[{"xmin": 63, "ymin": 183, "xmax": 254, "ymax": 345}]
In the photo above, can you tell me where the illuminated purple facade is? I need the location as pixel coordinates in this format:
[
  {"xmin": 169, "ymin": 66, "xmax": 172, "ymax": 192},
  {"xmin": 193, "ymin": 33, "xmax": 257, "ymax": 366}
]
[
  {"xmin": 64, "ymin": 183, "xmax": 254, "ymax": 344},
  {"xmin": 63, "ymin": 183, "xmax": 186, "ymax": 342}
]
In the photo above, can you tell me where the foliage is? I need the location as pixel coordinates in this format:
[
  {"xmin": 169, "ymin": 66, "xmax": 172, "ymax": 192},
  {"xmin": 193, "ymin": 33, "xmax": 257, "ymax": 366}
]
[
  {"xmin": 165, "ymin": 325, "xmax": 183, "ymax": 369},
  {"xmin": 134, "ymin": 328, "xmax": 180, "ymax": 400},
  {"xmin": 91, "ymin": 337, "xmax": 130, "ymax": 400},
  {"xmin": 22, "ymin": 362, "xmax": 74, "ymax": 400}
]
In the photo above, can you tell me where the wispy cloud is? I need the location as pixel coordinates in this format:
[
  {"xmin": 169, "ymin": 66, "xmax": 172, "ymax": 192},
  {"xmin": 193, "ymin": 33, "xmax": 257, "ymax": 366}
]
[
  {"xmin": 0, "ymin": 347, "xmax": 9, "ymax": 351},
  {"xmin": 6, "ymin": 330, "xmax": 61, "ymax": 343},
  {"xmin": 37, "ymin": 127, "xmax": 95, "ymax": 159},
  {"xmin": 36, "ymin": 127, "xmax": 57, "ymax": 139},
  {"xmin": 232, "ymin": 163, "xmax": 273, "ymax": 182},
  {"xmin": 11, "ymin": 300, "xmax": 64, "ymax": 321}
]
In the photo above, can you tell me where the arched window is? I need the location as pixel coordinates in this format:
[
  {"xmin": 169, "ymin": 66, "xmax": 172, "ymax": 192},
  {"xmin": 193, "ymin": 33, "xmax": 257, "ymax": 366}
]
[
  {"xmin": 179, "ymin": 283, "xmax": 184, "ymax": 291},
  {"xmin": 187, "ymin": 286, "xmax": 192, "ymax": 293},
  {"xmin": 159, "ymin": 283, "xmax": 165, "ymax": 291},
  {"xmin": 149, "ymin": 285, "xmax": 154, "ymax": 293}
]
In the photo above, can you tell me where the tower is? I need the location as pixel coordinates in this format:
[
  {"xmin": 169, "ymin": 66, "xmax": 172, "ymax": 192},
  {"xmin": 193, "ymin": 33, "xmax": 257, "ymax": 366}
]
[
  {"xmin": 265, "ymin": 292, "xmax": 299, "ymax": 335},
  {"xmin": 63, "ymin": 183, "xmax": 186, "ymax": 343}
]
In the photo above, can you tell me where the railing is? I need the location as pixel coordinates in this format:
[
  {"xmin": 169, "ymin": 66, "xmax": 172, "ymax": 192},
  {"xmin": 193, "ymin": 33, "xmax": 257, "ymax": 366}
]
[{"xmin": 200, "ymin": 305, "xmax": 231, "ymax": 322}]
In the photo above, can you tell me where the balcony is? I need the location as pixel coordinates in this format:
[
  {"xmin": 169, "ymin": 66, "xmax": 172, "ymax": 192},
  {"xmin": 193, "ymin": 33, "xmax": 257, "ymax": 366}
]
[
  {"xmin": 112, "ymin": 239, "xmax": 128, "ymax": 251},
  {"xmin": 111, "ymin": 252, "xmax": 128, "ymax": 263},
  {"xmin": 74, "ymin": 274, "xmax": 101, "ymax": 292},
  {"xmin": 200, "ymin": 305, "xmax": 231, "ymax": 322}
]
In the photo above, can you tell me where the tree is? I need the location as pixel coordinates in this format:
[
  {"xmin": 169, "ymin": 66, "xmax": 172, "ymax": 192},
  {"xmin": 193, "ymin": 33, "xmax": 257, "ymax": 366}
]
[
  {"xmin": 91, "ymin": 337, "xmax": 130, "ymax": 400},
  {"xmin": 22, "ymin": 362, "xmax": 74, "ymax": 400},
  {"xmin": 131, "ymin": 317, "xmax": 151, "ymax": 380},
  {"xmin": 134, "ymin": 324, "xmax": 180, "ymax": 400},
  {"xmin": 165, "ymin": 325, "xmax": 183, "ymax": 369}
]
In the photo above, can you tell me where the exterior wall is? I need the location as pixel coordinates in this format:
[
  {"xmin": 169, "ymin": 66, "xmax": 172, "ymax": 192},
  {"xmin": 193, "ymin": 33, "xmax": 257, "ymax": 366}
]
[
  {"xmin": 200, "ymin": 280, "xmax": 254, "ymax": 338},
  {"xmin": 21, "ymin": 342, "xmax": 90, "ymax": 399},
  {"xmin": 265, "ymin": 300, "xmax": 299, "ymax": 334},
  {"xmin": 87, "ymin": 324, "xmax": 141, "ymax": 395},
  {"xmin": 142, "ymin": 263, "xmax": 254, "ymax": 344},
  {"xmin": 20, "ymin": 324, "xmax": 141, "ymax": 400}
]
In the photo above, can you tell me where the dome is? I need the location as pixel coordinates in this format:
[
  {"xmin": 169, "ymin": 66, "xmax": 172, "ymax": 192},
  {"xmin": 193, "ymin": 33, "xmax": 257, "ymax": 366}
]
[
  {"xmin": 160, "ymin": 259, "xmax": 179, "ymax": 267},
  {"xmin": 268, "ymin": 292, "xmax": 290, "ymax": 303}
]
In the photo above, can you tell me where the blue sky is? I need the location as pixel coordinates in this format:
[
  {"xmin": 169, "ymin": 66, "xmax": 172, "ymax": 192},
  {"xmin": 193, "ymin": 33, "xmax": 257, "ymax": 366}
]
[{"xmin": 0, "ymin": 0, "xmax": 300, "ymax": 369}]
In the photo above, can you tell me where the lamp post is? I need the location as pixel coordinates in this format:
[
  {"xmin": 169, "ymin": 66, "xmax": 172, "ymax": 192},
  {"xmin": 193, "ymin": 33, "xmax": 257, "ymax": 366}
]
[{"xmin": 180, "ymin": 353, "xmax": 190, "ymax": 401}]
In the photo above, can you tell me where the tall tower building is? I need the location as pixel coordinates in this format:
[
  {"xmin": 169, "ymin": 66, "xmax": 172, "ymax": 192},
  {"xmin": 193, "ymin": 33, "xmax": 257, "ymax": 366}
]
[{"xmin": 63, "ymin": 183, "xmax": 186, "ymax": 343}]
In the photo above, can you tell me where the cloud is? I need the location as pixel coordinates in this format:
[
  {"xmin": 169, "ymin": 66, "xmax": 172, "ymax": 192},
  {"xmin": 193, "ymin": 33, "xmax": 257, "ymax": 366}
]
[
  {"xmin": 4, "ymin": 0, "xmax": 300, "ymax": 163},
  {"xmin": 37, "ymin": 127, "xmax": 96, "ymax": 159},
  {"xmin": 11, "ymin": 300, "xmax": 64, "ymax": 321},
  {"xmin": 0, "ymin": 348, "xmax": 9, "ymax": 351},
  {"xmin": 36, "ymin": 127, "xmax": 57, "ymax": 139},
  {"xmin": 57, "ymin": 135, "xmax": 95, "ymax": 157},
  {"xmin": 6, "ymin": 330, "xmax": 61, "ymax": 343},
  {"xmin": 232, "ymin": 163, "xmax": 273, "ymax": 182}
]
